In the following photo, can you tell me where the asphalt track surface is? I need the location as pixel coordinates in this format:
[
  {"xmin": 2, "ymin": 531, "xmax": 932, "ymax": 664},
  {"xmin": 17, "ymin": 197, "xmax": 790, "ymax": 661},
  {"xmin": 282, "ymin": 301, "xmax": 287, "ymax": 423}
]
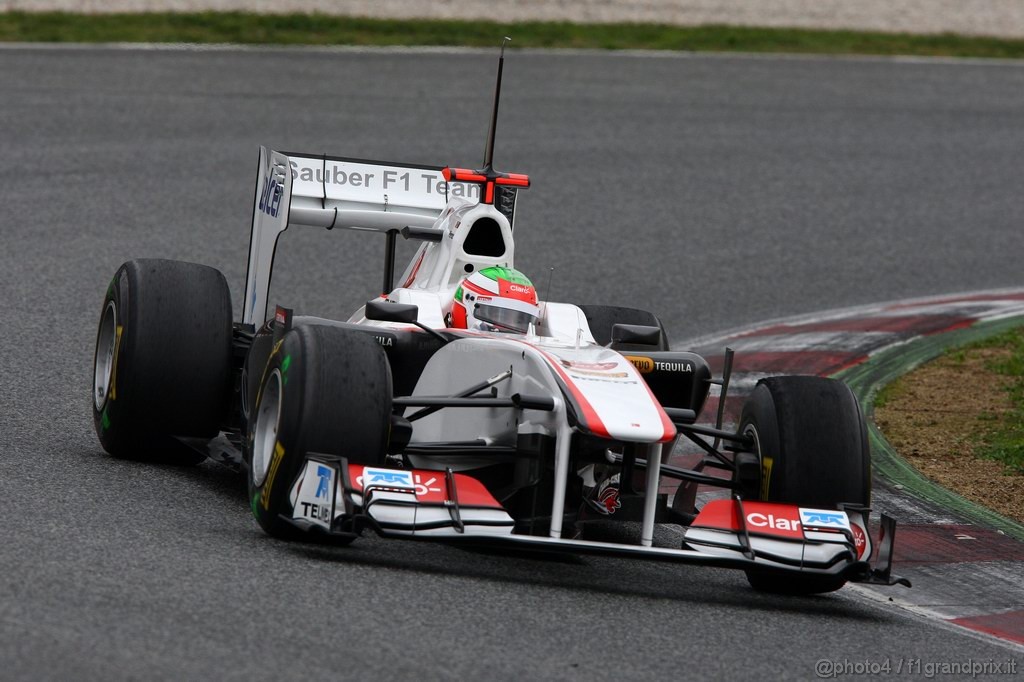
[{"xmin": 2, "ymin": 46, "xmax": 1024, "ymax": 679}]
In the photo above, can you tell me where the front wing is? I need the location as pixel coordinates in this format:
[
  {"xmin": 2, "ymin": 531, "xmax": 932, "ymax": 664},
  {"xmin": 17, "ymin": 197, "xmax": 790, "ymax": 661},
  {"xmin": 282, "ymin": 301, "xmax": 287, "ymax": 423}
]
[{"xmin": 281, "ymin": 456, "xmax": 910, "ymax": 587}]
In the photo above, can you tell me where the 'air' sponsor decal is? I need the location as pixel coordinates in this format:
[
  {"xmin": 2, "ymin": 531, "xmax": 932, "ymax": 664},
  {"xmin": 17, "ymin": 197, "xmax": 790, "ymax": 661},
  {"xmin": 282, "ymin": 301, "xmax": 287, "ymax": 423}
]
[
  {"xmin": 360, "ymin": 467, "xmax": 415, "ymax": 490},
  {"xmin": 799, "ymin": 508, "xmax": 851, "ymax": 531}
]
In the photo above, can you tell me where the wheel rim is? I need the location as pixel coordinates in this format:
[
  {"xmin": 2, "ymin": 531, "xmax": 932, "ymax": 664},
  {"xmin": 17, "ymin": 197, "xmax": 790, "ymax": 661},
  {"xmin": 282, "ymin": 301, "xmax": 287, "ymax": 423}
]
[
  {"xmin": 252, "ymin": 369, "xmax": 283, "ymax": 487},
  {"xmin": 93, "ymin": 301, "xmax": 117, "ymax": 412}
]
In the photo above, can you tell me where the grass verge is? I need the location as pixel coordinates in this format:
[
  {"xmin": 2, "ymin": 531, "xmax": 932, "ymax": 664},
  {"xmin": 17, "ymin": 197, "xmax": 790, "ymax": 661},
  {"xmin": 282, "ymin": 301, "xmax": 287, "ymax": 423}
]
[
  {"xmin": 873, "ymin": 324, "xmax": 1024, "ymax": 525},
  {"xmin": 953, "ymin": 327, "xmax": 1024, "ymax": 472},
  {"xmin": 3, "ymin": 12, "xmax": 1024, "ymax": 58}
]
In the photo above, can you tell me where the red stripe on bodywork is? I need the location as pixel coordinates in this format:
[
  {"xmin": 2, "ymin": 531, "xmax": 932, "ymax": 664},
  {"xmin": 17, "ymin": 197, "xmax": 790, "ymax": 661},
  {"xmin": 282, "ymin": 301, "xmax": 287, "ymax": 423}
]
[
  {"xmin": 399, "ymin": 249, "xmax": 427, "ymax": 289},
  {"xmin": 636, "ymin": 371, "xmax": 677, "ymax": 443},
  {"xmin": 530, "ymin": 347, "xmax": 674, "ymax": 442},
  {"xmin": 533, "ymin": 347, "xmax": 611, "ymax": 439}
]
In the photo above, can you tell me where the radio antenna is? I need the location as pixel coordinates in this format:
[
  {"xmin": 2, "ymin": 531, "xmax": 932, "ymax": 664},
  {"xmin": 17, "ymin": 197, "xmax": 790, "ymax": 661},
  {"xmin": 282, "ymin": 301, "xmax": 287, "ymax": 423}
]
[
  {"xmin": 483, "ymin": 36, "xmax": 511, "ymax": 171},
  {"xmin": 441, "ymin": 38, "xmax": 530, "ymax": 206}
]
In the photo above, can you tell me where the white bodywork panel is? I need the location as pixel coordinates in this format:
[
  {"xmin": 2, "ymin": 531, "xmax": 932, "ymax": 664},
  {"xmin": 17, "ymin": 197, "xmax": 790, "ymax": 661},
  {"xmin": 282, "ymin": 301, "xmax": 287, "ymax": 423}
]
[
  {"xmin": 408, "ymin": 336, "xmax": 675, "ymax": 452},
  {"xmin": 393, "ymin": 197, "xmax": 515, "ymax": 291}
]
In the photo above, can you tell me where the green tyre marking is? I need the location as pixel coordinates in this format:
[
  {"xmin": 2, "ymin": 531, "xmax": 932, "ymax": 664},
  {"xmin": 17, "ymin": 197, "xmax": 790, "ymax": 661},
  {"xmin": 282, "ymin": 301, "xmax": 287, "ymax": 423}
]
[
  {"xmin": 833, "ymin": 314, "xmax": 1024, "ymax": 542},
  {"xmin": 100, "ymin": 406, "xmax": 111, "ymax": 431},
  {"xmin": 281, "ymin": 354, "xmax": 291, "ymax": 386}
]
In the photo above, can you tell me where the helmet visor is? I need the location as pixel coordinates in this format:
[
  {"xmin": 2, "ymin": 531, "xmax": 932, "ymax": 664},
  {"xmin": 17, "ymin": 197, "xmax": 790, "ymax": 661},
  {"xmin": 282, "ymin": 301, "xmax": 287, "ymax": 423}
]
[{"xmin": 474, "ymin": 302, "xmax": 538, "ymax": 334}]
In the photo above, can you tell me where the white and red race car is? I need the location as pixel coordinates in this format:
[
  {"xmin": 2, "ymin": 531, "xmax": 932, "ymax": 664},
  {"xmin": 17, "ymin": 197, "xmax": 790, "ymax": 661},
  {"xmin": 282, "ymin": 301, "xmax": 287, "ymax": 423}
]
[{"xmin": 91, "ymin": 46, "xmax": 908, "ymax": 594}]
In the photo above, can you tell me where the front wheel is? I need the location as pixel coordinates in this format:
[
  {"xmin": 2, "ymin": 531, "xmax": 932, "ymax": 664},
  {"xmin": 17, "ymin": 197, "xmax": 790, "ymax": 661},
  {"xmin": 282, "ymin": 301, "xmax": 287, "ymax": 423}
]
[
  {"xmin": 246, "ymin": 324, "xmax": 393, "ymax": 541},
  {"xmin": 738, "ymin": 375, "xmax": 870, "ymax": 594}
]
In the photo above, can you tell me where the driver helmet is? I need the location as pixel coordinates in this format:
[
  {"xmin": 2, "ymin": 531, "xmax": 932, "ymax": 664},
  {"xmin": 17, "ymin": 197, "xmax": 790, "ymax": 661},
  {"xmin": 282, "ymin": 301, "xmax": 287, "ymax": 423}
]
[{"xmin": 450, "ymin": 266, "xmax": 540, "ymax": 333}]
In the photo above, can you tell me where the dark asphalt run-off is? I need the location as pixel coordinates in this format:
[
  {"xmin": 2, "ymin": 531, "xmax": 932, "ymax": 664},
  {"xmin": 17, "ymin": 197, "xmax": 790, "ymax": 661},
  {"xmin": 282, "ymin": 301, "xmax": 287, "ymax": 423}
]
[{"xmin": 1, "ymin": 46, "xmax": 1023, "ymax": 678}]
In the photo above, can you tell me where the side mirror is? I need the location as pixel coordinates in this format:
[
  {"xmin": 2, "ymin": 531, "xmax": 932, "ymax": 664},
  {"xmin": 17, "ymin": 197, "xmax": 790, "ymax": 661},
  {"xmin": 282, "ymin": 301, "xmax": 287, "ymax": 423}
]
[
  {"xmin": 365, "ymin": 299, "xmax": 419, "ymax": 324},
  {"xmin": 611, "ymin": 323, "xmax": 661, "ymax": 347}
]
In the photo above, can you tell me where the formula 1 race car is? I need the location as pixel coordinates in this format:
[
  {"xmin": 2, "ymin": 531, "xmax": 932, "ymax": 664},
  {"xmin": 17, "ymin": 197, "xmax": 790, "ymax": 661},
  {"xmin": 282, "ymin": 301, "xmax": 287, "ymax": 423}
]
[{"xmin": 91, "ymin": 45, "xmax": 909, "ymax": 595}]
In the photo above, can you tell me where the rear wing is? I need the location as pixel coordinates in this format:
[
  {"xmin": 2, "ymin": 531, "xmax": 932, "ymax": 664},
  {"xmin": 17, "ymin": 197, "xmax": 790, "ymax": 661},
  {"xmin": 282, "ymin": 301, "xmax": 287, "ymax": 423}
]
[{"xmin": 242, "ymin": 147, "xmax": 522, "ymax": 325}]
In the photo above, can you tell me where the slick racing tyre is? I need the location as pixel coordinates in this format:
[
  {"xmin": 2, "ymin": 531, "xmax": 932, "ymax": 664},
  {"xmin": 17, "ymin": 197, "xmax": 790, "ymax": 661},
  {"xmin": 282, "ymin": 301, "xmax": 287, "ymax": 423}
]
[
  {"xmin": 247, "ymin": 324, "xmax": 392, "ymax": 541},
  {"xmin": 737, "ymin": 376, "xmax": 870, "ymax": 595},
  {"xmin": 92, "ymin": 259, "xmax": 233, "ymax": 464},
  {"xmin": 577, "ymin": 304, "xmax": 670, "ymax": 351}
]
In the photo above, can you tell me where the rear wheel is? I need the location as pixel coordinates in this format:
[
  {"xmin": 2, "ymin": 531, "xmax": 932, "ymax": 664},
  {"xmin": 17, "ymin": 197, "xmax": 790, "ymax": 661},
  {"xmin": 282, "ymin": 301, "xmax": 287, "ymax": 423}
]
[
  {"xmin": 738, "ymin": 376, "xmax": 870, "ymax": 594},
  {"xmin": 92, "ymin": 259, "xmax": 233, "ymax": 464},
  {"xmin": 246, "ymin": 324, "xmax": 393, "ymax": 541},
  {"xmin": 577, "ymin": 304, "xmax": 670, "ymax": 351}
]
